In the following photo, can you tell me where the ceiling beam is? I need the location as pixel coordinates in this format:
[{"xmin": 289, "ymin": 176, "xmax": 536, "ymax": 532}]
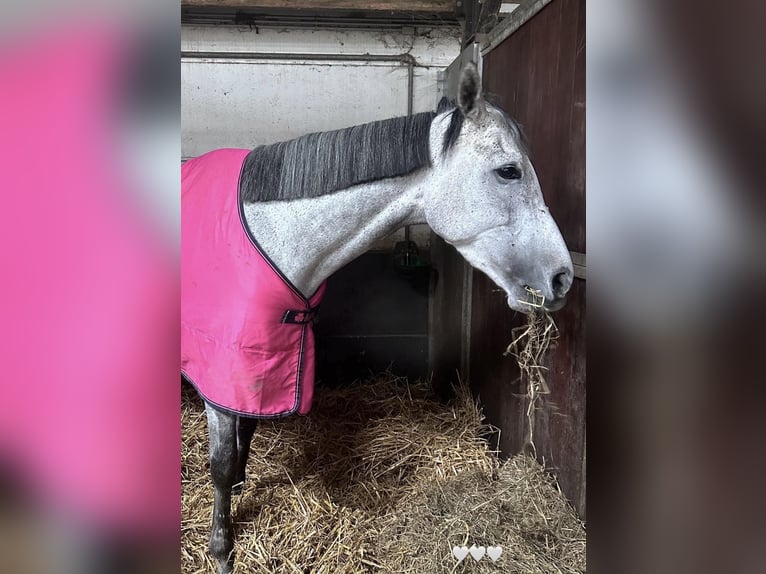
[{"xmin": 181, "ymin": 0, "xmax": 456, "ymax": 13}]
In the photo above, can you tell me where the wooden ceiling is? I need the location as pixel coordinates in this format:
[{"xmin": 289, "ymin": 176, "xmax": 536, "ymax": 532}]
[
  {"xmin": 180, "ymin": 0, "xmax": 508, "ymax": 41},
  {"xmin": 181, "ymin": 0, "xmax": 463, "ymax": 29}
]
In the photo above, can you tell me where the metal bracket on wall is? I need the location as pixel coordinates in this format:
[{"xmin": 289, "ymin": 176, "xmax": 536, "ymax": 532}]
[{"xmin": 570, "ymin": 251, "xmax": 586, "ymax": 280}]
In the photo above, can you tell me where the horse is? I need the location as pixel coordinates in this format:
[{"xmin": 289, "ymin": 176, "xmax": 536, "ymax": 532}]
[{"xmin": 181, "ymin": 63, "xmax": 573, "ymax": 574}]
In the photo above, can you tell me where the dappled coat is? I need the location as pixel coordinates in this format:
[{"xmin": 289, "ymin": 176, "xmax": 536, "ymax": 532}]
[{"xmin": 182, "ymin": 148, "xmax": 326, "ymax": 417}]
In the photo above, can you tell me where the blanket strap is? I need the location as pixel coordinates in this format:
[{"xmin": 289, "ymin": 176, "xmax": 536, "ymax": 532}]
[{"xmin": 281, "ymin": 306, "xmax": 321, "ymax": 325}]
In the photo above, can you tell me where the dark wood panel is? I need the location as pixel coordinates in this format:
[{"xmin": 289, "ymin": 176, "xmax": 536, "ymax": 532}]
[
  {"xmin": 483, "ymin": 0, "xmax": 585, "ymax": 254},
  {"xmin": 468, "ymin": 270, "xmax": 527, "ymax": 456},
  {"xmin": 471, "ymin": 0, "xmax": 586, "ymax": 516},
  {"xmin": 428, "ymin": 234, "xmax": 466, "ymax": 398},
  {"xmin": 530, "ymin": 279, "xmax": 586, "ymax": 516}
]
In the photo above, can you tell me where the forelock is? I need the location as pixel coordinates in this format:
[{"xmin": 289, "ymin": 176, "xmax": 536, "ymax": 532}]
[{"xmin": 440, "ymin": 101, "xmax": 528, "ymax": 157}]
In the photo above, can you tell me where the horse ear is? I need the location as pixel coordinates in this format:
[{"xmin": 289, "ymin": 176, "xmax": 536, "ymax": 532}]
[{"xmin": 457, "ymin": 62, "xmax": 485, "ymax": 118}]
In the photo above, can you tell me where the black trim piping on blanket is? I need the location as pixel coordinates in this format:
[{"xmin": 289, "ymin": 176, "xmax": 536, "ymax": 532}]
[
  {"xmin": 180, "ymin": 154, "xmax": 315, "ymax": 420},
  {"xmin": 294, "ymin": 323, "xmax": 307, "ymax": 414},
  {"xmin": 180, "ymin": 155, "xmax": 318, "ymax": 419},
  {"xmin": 182, "ymin": 324, "xmax": 306, "ymax": 419},
  {"xmin": 236, "ymin": 155, "xmax": 322, "ymax": 306}
]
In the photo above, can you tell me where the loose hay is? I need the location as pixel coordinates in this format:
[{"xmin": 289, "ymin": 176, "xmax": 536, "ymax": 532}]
[
  {"xmin": 505, "ymin": 288, "xmax": 559, "ymax": 456},
  {"xmin": 182, "ymin": 375, "xmax": 585, "ymax": 573}
]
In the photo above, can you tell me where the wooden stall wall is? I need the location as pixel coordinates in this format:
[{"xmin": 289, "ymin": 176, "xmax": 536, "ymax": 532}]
[
  {"xmin": 479, "ymin": 0, "xmax": 585, "ymax": 516},
  {"xmin": 431, "ymin": 0, "xmax": 586, "ymax": 516}
]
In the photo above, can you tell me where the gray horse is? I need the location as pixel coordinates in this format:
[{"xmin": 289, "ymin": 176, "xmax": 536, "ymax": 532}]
[{"xmin": 193, "ymin": 63, "xmax": 572, "ymax": 573}]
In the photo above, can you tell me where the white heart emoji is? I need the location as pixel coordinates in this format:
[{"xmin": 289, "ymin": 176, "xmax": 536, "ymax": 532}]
[
  {"xmin": 452, "ymin": 546, "xmax": 469, "ymax": 561},
  {"xmin": 469, "ymin": 545, "xmax": 486, "ymax": 561},
  {"xmin": 487, "ymin": 546, "xmax": 503, "ymax": 562}
]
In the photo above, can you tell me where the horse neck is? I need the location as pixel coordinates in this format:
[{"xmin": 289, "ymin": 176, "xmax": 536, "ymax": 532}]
[{"xmin": 242, "ymin": 170, "xmax": 429, "ymax": 298}]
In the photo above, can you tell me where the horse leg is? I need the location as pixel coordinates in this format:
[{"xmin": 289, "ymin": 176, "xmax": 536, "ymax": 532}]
[
  {"xmin": 232, "ymin": 416, "xmax": 258, "ymax": 495},
  {"xmin": 205, "ymin": 403, "xmax": 238, "ymax": 574}
]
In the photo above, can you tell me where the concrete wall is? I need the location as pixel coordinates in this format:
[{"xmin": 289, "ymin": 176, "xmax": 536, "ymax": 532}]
[
  {"xmin": 181, "ymin": 25, "xmax": 460, "ymax": 157},
  {"xmin": 181, "ymin": 24, "xmax": 460, "ymax": 248}
]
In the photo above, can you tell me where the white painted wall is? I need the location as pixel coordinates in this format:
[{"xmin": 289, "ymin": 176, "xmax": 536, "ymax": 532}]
[
  {"xmin": 183, "ymin": 60, "xmax": 409, "ymax": 156},
  {"xmin": 181, "ymin": 24, "xmax": 460, "ymax": 248},
  {"xmin": 181, "ymin": 25, "xmax": 460, "ymax": 158}
]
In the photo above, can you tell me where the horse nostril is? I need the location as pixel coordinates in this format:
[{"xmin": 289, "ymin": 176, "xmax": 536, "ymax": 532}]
[{"xmin": 551, "ymin": 269, "xmax": 572, "ymax": 299}]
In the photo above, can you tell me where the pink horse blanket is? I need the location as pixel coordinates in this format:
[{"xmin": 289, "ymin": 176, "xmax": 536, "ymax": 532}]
[{"xmin": 182, "ymin": 148, "xmax": 326, "ymax": 417}]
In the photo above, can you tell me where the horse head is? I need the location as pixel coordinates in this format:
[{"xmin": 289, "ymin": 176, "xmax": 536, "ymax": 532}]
[{"xmin": 425, "ymin": 63, "xmax": 573, "ymax": 312}]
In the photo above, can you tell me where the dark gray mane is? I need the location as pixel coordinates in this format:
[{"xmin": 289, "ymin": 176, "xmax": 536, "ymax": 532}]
[
  {"xmin": 240, "ymin": 111, "xmax": 436, "ymax": 203},
  {"xmin": 240, "ymin": 98, "xmax": 526, "ymax": 203}
]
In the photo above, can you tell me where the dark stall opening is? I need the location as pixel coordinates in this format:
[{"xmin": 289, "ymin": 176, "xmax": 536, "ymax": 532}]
[{"xmin": 314, "ymin": 250, "xmax": 431, "ymax": 386}]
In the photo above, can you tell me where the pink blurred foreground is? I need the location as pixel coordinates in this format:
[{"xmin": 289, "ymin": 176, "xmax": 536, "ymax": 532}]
[{"xmin": 0, "ymin": 21, "xmax": 179, "ymax": 537}]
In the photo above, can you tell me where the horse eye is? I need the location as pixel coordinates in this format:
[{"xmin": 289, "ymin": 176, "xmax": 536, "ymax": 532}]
[{"xmin": 495, "ymin": 164, "xmax": 522, "ymax": 180}]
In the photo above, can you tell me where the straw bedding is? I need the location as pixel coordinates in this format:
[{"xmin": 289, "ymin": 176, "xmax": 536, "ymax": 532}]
[{"xmin": 182, "ymin": 370, "xmax": 585, "ymax": 574}]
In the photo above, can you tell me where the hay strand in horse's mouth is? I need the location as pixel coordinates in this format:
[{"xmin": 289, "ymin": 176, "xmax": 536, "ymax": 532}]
[
  {"xmin": 505, "ymin": 287, "xmax": 559, "ymax": 455},
  {"xmin": 182, "ymin": 372, "xmax": 585, "ymax": 573}
]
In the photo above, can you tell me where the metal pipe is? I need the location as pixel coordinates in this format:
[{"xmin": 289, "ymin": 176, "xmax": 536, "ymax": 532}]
[
  {"xmin": 181, "ymin": 11, "xmax": 458, "ymax": 31},
  {"xmin": 181, "ymin": 50, "xmax": 417, "ymax": 66},
  {"xmin": 406, "ymin": 60, "xmax": 414, "ymax": 116}
]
